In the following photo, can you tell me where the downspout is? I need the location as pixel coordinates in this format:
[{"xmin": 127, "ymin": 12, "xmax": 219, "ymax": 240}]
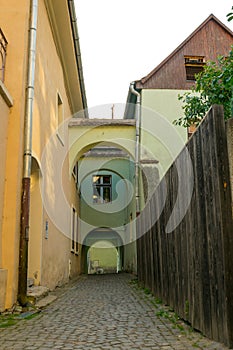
[
  {"xmin": 130, "ymin": 82, "xmax": 141, "ymax": 215},
  {"xmin": 68, "ymin": 0, "xmax": 88, "ymax": 117},
  {"xmin": 18, "ymin": 0, "xmax": 38, "ymax": 306}
]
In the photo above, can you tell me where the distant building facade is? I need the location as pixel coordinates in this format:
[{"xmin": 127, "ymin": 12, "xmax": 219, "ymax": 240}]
[{"xmin": 125, "ymin": 15, "xmax": 233, "ymax": 192}]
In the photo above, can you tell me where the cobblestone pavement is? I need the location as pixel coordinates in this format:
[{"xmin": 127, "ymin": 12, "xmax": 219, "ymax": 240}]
[{"xmin": 0, "ymin": 274, "xmax": 228, "ymax": 350}]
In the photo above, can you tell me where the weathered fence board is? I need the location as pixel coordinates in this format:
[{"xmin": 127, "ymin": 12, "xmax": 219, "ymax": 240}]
[{"xmin": 137, "ymin": 105, "xmax": 233, "ymax": 347}]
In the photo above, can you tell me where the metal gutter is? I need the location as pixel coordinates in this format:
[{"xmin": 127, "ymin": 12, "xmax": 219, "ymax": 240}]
[
  {"xmin": 18, "ymin": 0, "xmax": 38, "ymax": 306},
  {"xmin": 68, "ymin": 0, "xmax": 88, "ymax": 118}
]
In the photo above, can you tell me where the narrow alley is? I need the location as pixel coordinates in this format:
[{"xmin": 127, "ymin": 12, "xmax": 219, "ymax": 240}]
[{"xmin": 0, "ymin": 274, "xmax": 227, "ymax": 350}]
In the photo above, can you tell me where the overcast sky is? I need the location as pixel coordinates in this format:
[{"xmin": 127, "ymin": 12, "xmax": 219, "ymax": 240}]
[{"xmin": 75, "ymin": 0, "xmax": 233, "ymax": 117}]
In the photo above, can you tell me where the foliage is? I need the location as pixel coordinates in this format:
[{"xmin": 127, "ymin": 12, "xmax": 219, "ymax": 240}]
[
  {"xmin": 174, "ymin": 46, "xmax": 233, "ymax": 127},
  {"xmin": 227, "ymin": 6, "xmax": 233, "ymax": 21}
]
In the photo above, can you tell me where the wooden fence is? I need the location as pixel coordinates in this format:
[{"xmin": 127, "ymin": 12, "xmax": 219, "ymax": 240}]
[{"xmin": 137, "ymin": 105, "xmax": 233, "ymax": 347}]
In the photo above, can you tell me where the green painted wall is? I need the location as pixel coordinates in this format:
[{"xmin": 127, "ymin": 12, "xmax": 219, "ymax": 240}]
[
  {"xmin": 141, "ymin": 89, "xmax": 188, "ymax": 177},
  {"xmin": 78, "ymin": 153, "xmax": 137, "ymax": 254},
  {"xmin": 88, "ymin": 241, "xmax": 117, "ymax": 274}
]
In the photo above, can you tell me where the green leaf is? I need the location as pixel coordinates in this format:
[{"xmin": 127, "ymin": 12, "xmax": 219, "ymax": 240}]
[{"xmin": 173, "ymin": 46, "xmax": 233, "ymax": 127}]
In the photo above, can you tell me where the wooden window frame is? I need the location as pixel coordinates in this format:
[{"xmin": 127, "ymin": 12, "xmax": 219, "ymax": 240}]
[{"xmin": 184, "ymin": 55, "xmax": 205, "ymax": 81}]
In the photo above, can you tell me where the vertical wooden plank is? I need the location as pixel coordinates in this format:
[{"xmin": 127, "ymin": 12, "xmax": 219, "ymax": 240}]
[
  {"xmin": 214, "ymin": 106, "xmax": 233, "ymax": 347},
  {"xmin": 136, "ymin": 105, "xmax": 232, "ymax": 347}
]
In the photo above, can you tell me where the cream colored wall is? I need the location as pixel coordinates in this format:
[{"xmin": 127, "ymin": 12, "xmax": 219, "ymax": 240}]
[
  {"xmin": 69, "ymin": 125, "xmax": 136, "ymax": 174},
  {"xmin": 28, "ymin": 159, "xmax": 43, "ymax": 286},
  {"xmin": 141, "ymin": 89, "xmax": 188, "ymax": 177},
  {"xmin": 28, "ymin": 0, "xmax": 81, "ymax": 290},
  {"xmin": 89, "ymin": 242, "xmax": 117, "ymax": 274},
  {"xmin": 69, "ymin": 125, "xmax": 139, "ymax": 274},
  {"xmin": 0, "ymin": 0, "xmax": 29, "ymax": 309},
  {"xmin": 33, "ymin": 0, "xmax": 70, "ymax": 159}
]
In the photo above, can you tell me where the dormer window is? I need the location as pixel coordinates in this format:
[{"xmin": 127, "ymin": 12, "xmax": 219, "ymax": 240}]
[{"xmin": 184, "ymin": 56, "xmax": 205, "ymax": 81}]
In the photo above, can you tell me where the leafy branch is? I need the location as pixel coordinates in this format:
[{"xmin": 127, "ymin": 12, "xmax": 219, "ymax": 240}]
[
  {"xmin": 227, "ymin": 6, "xmax": 233, "ymax": 21},
  {"xmin": 173, "ymin": 46, "xmax": 233, "ymax": 128}
]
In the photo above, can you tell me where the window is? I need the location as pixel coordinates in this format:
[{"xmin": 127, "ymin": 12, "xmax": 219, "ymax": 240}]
[
  {"xmin": 71, "ymin": 207, "xmax": 79, "ymax": 253},
  {"xmin": 72, "ymin": 163, "xmax": 78, "ymax": 183},
  {"xmin": 184, "ymin": 56, "xmax": 205, "ymax": 81},
  {"xmin": 0, "ymin": 28, "xmax": 8, "ymax": 82},
  {"xmin": 56, "ymin": 92, "xmax": 64, "ymax": 144},
  {"xmin": 93, "ymin": 175, "xmax": 112, "ymax": 204}
]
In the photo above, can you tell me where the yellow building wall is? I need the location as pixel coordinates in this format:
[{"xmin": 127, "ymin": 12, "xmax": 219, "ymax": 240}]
[
  {"xmin": 0, "ymin": 0, "xmax": 83, "ymax": 309},
  {"xmin": 28, "ymin": 0, "xmax": 81, "ymax": 290},
  {"xmin": 0, "ymin": 0, "xmax": 30, "ymax": 309},
  {"xmin": 28, "ymin": 158, "xmax": 43, "ymax": 286},
  {"xmin": 0, "ymin": 92, "xmax": 11, "ymax": 311},
  {"xmin": 0, "ymin": 95, "xmax": 10, "ymax": 263}
]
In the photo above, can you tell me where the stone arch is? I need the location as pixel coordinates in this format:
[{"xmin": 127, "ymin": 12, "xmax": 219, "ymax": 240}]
[
  {"xmin": 70, "ymin": 141, "xmax": 135, "ymax": 176},
  {"xmin": 81, "ymin": 228, "xmax": 124, "ymax": 274},
  {"xmin": 69, "ymin": 121, "xmax": 136, "ymax": 175}
]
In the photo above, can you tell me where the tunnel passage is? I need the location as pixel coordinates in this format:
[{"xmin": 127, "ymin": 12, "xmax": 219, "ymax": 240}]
[{"xmin": 81, "ymin": 228, "xmax": 124, "ymax": 274}]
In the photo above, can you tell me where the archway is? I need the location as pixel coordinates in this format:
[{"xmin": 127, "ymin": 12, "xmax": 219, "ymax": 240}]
[{"xmin": 81, "ymin": 228, "xmax": 124, "ymax": 274}]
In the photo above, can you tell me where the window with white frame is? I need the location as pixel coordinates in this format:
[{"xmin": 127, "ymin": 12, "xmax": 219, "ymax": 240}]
[
  {"xmin": 57, "ymin": 92, "xmax": 64, "ymax": 144},
  {"xmin": 93, "ymin": 175, "xmax": 112, "ymax": 204},
  {"xmin": 71, "ymin": 207, "xmax": 79, "ymax": 253},
  {"xmin": 72, "ymin": 163, "xmax": 78, "ymax": 183}
]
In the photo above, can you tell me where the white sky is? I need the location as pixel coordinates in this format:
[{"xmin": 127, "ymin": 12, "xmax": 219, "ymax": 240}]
[{"xmin": 75, "ymin": 0, "xmax": 233, "ymax": 117}]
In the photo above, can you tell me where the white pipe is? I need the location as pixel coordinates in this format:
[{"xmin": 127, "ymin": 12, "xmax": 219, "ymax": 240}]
[
  {"xmin": 130, "ymin": 82, "xmax": 141, "ymax": 214},
  {"xmin": 18, "ymin": 0, "xmax": 38, "ymax": 305}
]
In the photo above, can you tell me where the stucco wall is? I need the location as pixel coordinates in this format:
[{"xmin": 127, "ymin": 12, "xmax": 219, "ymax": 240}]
[
  {"xmin": 0, "ymin": 95, "xmax": 10, "ymax": 264},
  {"xmin": 0, "ymin": 0, "xmax": 83, "ymax": 309},
  {"xmin": 141, "ymin": 89, "xmax": 188, "ymax": 178},
  {"xmin": 79, "ymin": 157, "xmax": 135, "ymax": 243},
  {"xmin": 69, "ymin": 125, "xmax": 136, "ymax": 173},
  {"xmin": 28, "ymin": 0, "xmax": 81, "ymax": 290},
  {"xmin": 0, "ymin": 0, "xmax": 29, "ymax": 309},
  {"xmin": 0, "ymin": 92, "xmax": 10, "ymax": 311}
]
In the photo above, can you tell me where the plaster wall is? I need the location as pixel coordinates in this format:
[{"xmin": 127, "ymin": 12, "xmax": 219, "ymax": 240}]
[
  {"xmin": 0, "ymin": 0, "xmax": 30, "ymax": 309},
  {"xmin": 141, "ymin": 89, "xmax": 188, "ymax": 177},
  {"xmin": 29, "ymin": 0, "xmax": 81, "ymax": 290},
  {"xmin": 0, "ymin": 0, "xmax": 83, "ymax": 309},
  {"xmin": 69, "ymin": 125, "xmax": 136, "ymax": 173},
  {"xmin": 79, "ymin": 157, "xmax": 135, "ymax": 245}
]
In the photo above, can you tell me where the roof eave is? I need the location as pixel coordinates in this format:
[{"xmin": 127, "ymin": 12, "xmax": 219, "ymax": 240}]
[{"xmin": 137, "ymin": 14, "xmax": 233, "ymax": 87}]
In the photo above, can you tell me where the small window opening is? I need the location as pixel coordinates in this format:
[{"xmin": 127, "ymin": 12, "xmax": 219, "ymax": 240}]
[
  {"xmin": 93, "ymin": 175, "xmax": 112, "ymax": 204},
  {"xmin": 184, "ymin": 56, "xmax": 205, "ymax": 81}
]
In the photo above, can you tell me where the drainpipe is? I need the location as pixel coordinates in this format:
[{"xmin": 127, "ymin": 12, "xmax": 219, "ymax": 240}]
[
  {"xmin": 18, "ymin": 0, "xmax": 38, "ymax": 306},
  {"xmin": 130, "ymin": 82, "xmax": 141, "ymax": 216}
]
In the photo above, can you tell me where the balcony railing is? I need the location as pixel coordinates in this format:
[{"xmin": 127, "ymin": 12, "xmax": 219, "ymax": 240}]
[{"xmin": 0, "ymin": 28, "xmax": 8, "ymax": 82}]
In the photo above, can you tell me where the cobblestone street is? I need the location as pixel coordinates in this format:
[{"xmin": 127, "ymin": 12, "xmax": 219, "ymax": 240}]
[{"xmin": 0, "ymin": 274, "xmax": 228, "ymax": 350}]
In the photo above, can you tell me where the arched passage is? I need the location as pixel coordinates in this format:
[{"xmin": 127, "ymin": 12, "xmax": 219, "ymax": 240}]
[
  {"xmin": 68, "ymin": 119, "xmax": 138, "ymax": 274},
  {"xmin": 81, "ymin": 228, "xmax": 124, "ymax": 274},
  {"xmin": 68, "ymin": 118, "xmax": 136, "ymax": 175}
]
